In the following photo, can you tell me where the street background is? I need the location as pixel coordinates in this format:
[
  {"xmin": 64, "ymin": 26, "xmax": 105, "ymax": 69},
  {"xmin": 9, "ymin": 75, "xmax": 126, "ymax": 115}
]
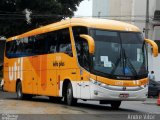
[{"xmin": 0, "ymin": 87, "xmax": 160, "ymax": 120}]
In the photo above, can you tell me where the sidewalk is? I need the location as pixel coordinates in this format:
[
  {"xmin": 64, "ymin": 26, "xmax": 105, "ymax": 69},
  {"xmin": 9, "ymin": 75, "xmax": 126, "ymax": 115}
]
[{"xmin": 142, "ymin": 98, "xmax": 157, "ymax": 106}]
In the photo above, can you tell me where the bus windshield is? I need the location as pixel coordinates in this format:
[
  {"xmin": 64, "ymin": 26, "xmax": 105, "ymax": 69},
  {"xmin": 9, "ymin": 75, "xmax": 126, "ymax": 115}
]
[{"xmin": 90, "ymin": 29, "xmax": 148, "ymax": 80}]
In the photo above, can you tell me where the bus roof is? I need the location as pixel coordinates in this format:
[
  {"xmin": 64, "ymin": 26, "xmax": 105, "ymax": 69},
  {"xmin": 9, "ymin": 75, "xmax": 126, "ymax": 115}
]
[
  {"xmin": 7, "ymin": 18, "xmax": 141, "ymax": 41},
  {"xmin": 70, "ymin": 18, "xmax": 140, "ymax": 32}
]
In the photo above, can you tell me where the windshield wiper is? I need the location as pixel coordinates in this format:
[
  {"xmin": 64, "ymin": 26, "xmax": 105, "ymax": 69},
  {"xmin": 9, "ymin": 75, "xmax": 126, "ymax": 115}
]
[
  {"xmin": 122, "ymin": 49, "xmax": 137, "ymax": 76},
  {"xmin": 110, "ymin": 48, "xmax": 123, "ymax": 75},
  {"xmin": 110, "ymin": 48, "xmax": 137, "ymax": 76}
]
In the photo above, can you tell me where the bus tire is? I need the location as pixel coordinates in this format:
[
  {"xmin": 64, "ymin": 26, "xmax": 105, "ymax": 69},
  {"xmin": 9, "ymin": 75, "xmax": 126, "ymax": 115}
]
[
  {"xmin": 16, "ymin": 82, "xmax": 24, "ymax": 100},
  {"xmin": 111, "ymin": 101, "xmax": 121, "ymax": 109},
  {"xmin": 65, "ymin": 82, "xmax": 77, "ymax": 106}
]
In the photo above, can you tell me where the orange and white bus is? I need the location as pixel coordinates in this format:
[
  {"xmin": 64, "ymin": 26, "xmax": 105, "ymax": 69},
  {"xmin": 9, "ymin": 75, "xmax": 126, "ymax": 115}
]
[{"xmin": 3, "ymin": 18, "xmax": 158, "ymax": 109}]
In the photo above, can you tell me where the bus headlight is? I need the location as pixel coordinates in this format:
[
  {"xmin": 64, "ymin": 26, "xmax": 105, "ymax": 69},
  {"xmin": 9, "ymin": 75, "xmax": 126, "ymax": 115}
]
[
  {"xmin": 90, "ymin": 78, "xmax": 97, "ymax": 84},
  {"xmin": 140, "ymin": 84, "xmax": 148, "ymax": 88},
  {"xmin": 90, "ymin": 78, "xmax": 108, "ymax": 88}
]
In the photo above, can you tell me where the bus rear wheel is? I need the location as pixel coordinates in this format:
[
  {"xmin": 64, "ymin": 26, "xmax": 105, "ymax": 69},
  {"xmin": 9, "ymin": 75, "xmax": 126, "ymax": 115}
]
[
  {"xmin": 16, "ymin": 82, "xmax": 24, "ymax": 100},
  {"xmin": 111, "ymin": 101, "xmax": 121, "ymax": 109},
  {"xmin": 16, "ymin": 82, "xmax": 32, "ymax": 100},
  {"xmin": 65, "ymin": 82, "xmax": 77, "ymax": 106}
]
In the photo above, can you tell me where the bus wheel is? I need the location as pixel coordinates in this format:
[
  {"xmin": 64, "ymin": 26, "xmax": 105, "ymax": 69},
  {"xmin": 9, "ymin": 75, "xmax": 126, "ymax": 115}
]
[
  {"xmin": 66, "ymin": 83, "xmax": 77, "ymax": 106},
  {"xmin": 16, "ymin": 82, "xmax": 23, "ymax": 100},
  {"xmin": 111, "ymin": 101, "xmax": 121, "ymax": 109}
]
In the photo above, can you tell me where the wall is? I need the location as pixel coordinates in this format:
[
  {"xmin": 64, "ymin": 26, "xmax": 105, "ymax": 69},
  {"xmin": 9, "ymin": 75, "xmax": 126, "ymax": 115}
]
[
  {"xmin": 92, "ymin": 0, "xmax": 108, "ymax": 17},
  {"xmin": 108, "ymin": 0, "xmax": 132, "ymax": 22}
]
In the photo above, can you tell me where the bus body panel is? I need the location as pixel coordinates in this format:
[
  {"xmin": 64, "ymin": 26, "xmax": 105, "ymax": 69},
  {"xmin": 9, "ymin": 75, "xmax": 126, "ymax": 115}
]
[{"xmin": 3, "ymin": 52, "xmax": 80, "ymax": 96}]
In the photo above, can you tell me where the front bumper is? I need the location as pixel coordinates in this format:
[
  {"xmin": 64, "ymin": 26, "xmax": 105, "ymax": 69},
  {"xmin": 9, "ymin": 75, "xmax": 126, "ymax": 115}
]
[{"xmin": 90, "ymin": 83, "xmax": 148, "ymax": 101}]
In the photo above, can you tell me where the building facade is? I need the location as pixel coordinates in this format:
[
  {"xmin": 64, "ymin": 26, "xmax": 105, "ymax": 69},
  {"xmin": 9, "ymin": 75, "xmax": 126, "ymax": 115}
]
[{"xmin": 93, "ymin": 0, "xmax": 160, "ymax": 81}]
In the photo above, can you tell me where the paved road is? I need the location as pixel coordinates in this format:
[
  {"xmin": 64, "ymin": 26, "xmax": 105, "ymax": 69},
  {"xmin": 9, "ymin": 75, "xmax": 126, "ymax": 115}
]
[{"xmin": 0, "ymin": 88, "xmax": 159, "ymax": 120}]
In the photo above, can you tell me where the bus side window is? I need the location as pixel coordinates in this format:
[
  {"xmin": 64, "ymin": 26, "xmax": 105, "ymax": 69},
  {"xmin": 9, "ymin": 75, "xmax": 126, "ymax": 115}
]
[
  {"xmin": 33, "ymin": 34, "xmax": 47, "ymax": 55},
  {"xmin": 6, "ymin": 41, "xmax": 13, "ymax": 58},
  {"xmin": 12, "ymin": 41, "xmax": 18, "ymax": 54},
  {"xmin": 57, "ymin": 28, "xmax": 73, "ymax": 57},
  {"xmin": 77, "ymin": 39, "xmax": 90, "ymax": 70},
  {"xmin": 32, "ymin": 32, "xmax": 58, "ymax": 55},
  {"xmin": 47, "ymin": 32, "xmax": 58, "ymax": 53},
  {"xmin": 24, "ymin": 37, "xmax": 34, "ymax": 55},
  {"xmin": 7, "ymin": 40, "xmax": 18, "ymax": 58},
  {"xmin": 16, "ymin": 40, "xmax": 22, "ymax": 54},
  {"xmin": 72, "ymin": 26, "xmax": 89, "ymax": 70}
]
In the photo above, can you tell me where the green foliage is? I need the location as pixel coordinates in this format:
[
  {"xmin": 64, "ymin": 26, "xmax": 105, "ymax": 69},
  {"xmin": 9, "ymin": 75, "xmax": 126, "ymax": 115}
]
[{"xmin": 0, "ymin": 0, "xmax": 83, "ymax": 37}]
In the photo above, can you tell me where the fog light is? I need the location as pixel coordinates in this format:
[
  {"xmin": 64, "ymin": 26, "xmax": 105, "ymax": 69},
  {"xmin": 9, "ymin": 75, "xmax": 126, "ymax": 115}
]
[
  {"xmin": 90, "ymin": 78, "xmax": 97, "ymax": 84},
  {"xmin": 94, "ymin": 90, "xmax": 98, "ymax": 95}
]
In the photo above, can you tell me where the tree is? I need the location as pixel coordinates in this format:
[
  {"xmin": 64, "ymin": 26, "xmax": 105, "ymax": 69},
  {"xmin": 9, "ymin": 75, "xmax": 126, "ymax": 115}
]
[{"xmin": 0, "ymin": 0, "xmax": 83, "ymax": 37}]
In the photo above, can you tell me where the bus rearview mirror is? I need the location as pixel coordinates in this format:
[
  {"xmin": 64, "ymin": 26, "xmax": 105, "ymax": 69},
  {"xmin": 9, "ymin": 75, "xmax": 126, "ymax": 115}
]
[
  {"xmin": 145, "ymin": 39, "xmax": 158, "ymax": 57},
  {"xmin": 80, "ymin": 34, "xmax": 95, "ymax": 54}
]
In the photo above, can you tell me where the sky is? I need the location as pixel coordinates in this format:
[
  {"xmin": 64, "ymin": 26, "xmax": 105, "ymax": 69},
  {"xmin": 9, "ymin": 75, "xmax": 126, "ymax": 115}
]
[{"xmin": 74, "ymin": 0, "xmax": 93, "ymax": 17}]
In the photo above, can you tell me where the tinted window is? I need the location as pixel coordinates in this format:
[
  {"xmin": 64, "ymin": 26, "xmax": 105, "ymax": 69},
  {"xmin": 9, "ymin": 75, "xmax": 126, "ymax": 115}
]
[
  {"xmin": 154, "ymin": 40, "xmax": 160, "ymax": 53},
  {"xmin": 57, "ymin": 29, "xmax": 72, "ymax": 56},
  {"xmin": 5, "ymin": 28, "xmax": 71, "ymax": 58},
  {"xmin": 33, "ymin": 35, "xmax": 47, "ymax": 54},
  {"xmin": 25, "ymin": 37, "xmax": 34, "ymax": 54},
  {"xmin": 47, "ymin": 32, "xmax": 58, "ymax": 53},
  {"xmin": 33, "ymin": 31, "xmax": 58, "ymax": 54},
  {"xmin": 72, "ymin": 26, "xmax": 89, "ymax": 70},
  {"xmin": 6, "ymin": 40, "xmax": 18, "ymax": 58}
]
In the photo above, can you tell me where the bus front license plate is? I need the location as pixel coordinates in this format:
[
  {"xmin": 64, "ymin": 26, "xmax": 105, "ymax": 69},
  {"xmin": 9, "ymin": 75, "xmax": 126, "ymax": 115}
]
[{"xmin": 119, "ymin": 93, "xmax": 129, "ymax": 98}]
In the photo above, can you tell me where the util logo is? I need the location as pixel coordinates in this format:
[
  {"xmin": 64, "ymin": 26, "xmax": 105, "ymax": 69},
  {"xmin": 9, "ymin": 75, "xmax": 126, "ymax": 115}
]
[{"xmin": 8, "ymin": 58, "xmax": 23, "ymax": 81}]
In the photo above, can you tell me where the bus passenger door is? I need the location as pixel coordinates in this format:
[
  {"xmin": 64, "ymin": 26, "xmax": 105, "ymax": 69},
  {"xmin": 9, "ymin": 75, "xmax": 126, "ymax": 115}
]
[
  {"xmin": 75, "ymin": 36, "xmax": 91, "ymax": 99},
  {"xmin": 80, "ymin": 70, "xmax": 91, "ymax": 99}
]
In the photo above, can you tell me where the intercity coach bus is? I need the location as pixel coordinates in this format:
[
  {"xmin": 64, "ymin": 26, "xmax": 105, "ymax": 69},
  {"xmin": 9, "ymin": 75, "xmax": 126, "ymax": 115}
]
[{"xmin": 3, "ymin": 18, "xmax": 158, "ymax": 109}]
